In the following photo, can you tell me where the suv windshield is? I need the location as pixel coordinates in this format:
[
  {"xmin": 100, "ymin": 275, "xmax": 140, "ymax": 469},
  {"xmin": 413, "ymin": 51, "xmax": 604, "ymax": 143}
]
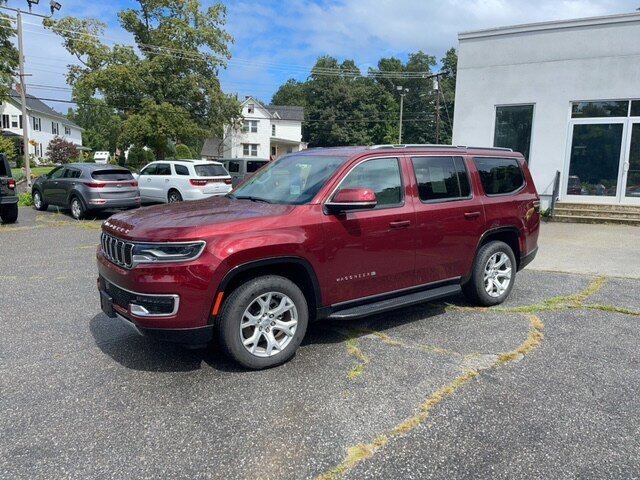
[
  {"xmin": 232, "ymin": 154, "xmax": 349, "ymax": 205},
  {"xmin": 195, "ymin": 164, "xmax": 227, "ymax": 177}
]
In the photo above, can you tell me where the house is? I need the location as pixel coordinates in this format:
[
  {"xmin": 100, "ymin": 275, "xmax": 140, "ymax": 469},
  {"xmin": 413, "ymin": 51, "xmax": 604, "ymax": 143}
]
[
  {"xmin": 452, "ymin": 12, "xmax": 640, "ymax": 210},
  {"xmin": 1, "ymin": 88, "xmax": 83, "ymax": 161},
  {"xmin": 201, "ymin": 96, "xmax": 306, "ymax": 161}
]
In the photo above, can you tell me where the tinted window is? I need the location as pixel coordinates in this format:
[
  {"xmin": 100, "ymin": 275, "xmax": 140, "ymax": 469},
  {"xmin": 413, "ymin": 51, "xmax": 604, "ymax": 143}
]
[
  {"xmin": 155, "ymin": 163, "xmax": 171, "ymax": 175},
  {"xmin": 247, "ymin": 161, "xmax": 268, "ymax": 173},
  {"xmin": 49, "ymin": 167, "xmax": 65, "ymax": 179},
  {"xmin": 412, "ymin": 156, "xmax": 470, "ymax": 202},
  {"xmin": 338, "ymin": 158, "xmax": 402, "ymax": 208},
  {"xmin": 0, "ymin": 154, "xmax": 9, "ymax": 176},
  {"xmin": 91, "ymin": 170, "xmax": 133, "ymax": 181},
  {"xmin": 228, "ymin": 161, "xmax": 240, "ymax": 173},
  {"xmin": 64, "ymin": 169, "xmax": 81, "ymax": 179},
  {"xmin": 174, "ymin": 164, "xmax": 190, "ymax": 176},
  {"xmin": 474, "ymin": 157, "xmax": 525, "ymax": 195},
  {"xmin": 195, "ymin": 164, "xmax": 227, "ymax": 177},
  {"xmin": 631, "ymin": 101, "xmax": 640, "ymax": 117},
  {"xmin": 572, "ymin": 101, "xmax": 629, "ymax": 118},
  {"xmin": 140, "ymin": 164, "xmax": 157, "ymax": 176},
  {"xmin": 494, "ymin": 105, "xmax": 534, "ymax": 161}
]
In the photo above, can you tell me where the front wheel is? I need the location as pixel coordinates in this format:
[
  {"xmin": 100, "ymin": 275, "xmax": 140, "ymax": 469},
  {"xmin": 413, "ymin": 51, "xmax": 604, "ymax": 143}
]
[
  {"xmin": 0, "ymin": 203, "xmax": 18, "ymax": 224},
  {"xmin": 218, "ymin": 275, "xmax": 309, "ymax": 369},
  {"xmin": 462, "ymin": 241, "xmax": 516, "ymax": 306}
]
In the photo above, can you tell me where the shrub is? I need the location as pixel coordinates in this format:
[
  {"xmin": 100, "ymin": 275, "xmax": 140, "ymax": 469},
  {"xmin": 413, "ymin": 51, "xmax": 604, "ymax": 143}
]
[
  {"xmin": 46, "ymin": 137, "xmax": 79, "ymax": 164},
  {"xmin": 18, "ymin": 192, "xmax": 33, "ymax": 207},
  {"xmin": 175, "ymin": 144, "xmax": 193, "ymax": 159}
]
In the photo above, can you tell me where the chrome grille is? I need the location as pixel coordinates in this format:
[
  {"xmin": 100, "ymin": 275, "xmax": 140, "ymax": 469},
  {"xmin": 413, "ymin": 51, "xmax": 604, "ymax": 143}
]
[{"xmin": 101, "ymin": 232, "xmax": 134, "ymax": 269}]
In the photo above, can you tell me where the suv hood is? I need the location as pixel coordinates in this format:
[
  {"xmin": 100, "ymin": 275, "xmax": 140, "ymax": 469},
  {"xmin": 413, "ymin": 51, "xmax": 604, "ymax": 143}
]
[{"xmin": 103, "ymin": 197, "xmax": 296, "ymax": 241}]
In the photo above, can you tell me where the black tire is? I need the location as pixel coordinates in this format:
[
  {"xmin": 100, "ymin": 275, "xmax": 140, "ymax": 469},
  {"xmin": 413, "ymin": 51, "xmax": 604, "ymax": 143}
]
[
  {"xmin": 167, "ymin": 189, "xmax": 182, "ymax": 203},
  {"xmin": 218, "ymin": 275, "xmax": 309, "ymax": 369},
  {"xmin": 32, "ymin": 190, "xmax": 48, "ymax": 211},
  {"xmin": 0, "ymin": 203, "xmax": 18, "ymax": 224},
  {"xmin": 462, "ymin": 240, "xmax": 517, "ymax": 306},
  {"xmin": 69, "ymin": 196, "xmax": 87, "ymax": 220}
]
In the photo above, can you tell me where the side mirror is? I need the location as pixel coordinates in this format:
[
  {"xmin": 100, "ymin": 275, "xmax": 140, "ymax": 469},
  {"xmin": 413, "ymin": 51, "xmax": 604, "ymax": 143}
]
[{"xmin": 326, "ymin": 188, "xmax": 377, "ymax": 214}]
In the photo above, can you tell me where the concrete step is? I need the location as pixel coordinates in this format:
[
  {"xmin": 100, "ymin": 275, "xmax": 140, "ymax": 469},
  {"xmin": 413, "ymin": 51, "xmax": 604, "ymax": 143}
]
[
  {"xmin": 554, "ymin": 207, "xmax": 640, "ymax": 219},
  {"xmin": 551, "ymin": 214, "xmax": 640, "ymax": 226},
  {"xmin": 556, "ymin": 202, "xmax": 640, "ymax": 213}
]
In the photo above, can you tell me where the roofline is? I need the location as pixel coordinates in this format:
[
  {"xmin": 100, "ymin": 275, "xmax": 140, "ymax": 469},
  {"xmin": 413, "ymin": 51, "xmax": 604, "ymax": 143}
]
[
  {"xmin": 459, "ymin": 12, "xmax": 640, "ymax": 40},
  {"xmin": 6, "ymin": 93, "xmax": 85, "ymax": 130}
]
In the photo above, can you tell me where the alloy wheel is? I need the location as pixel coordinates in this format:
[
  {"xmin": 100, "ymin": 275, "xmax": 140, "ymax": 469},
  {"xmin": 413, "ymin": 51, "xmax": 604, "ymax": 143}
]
[
  {"xmin": 33, "ymin": 192, "xmax": 42, "ymax": 209},
  {"xmin": 483, "ymin": 252, "xmax": 512, "ymax": 298},
  {"xmin": 71, "ymin": 199, "xmax": 82, "ymax": 219},
  {"xmin": 240, "ymin": 292, "xmax": 298, "ymax": 358}
]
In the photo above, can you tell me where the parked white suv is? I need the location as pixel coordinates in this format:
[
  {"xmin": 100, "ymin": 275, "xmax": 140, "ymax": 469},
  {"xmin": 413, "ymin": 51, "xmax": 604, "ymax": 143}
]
[{"xmin": 137, "ymin": 160, "xmax": 232, "ymax": 203}]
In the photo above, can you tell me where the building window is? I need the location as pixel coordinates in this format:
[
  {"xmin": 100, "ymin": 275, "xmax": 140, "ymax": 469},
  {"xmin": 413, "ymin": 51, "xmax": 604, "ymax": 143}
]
[
  {"xmin": 242, "ymin": 144, "xmax": 258, "ymax": 157},
  {"xmin": 271, "ymin": 146, "xmax": 276, "ymax": 156},
  {"xmin": 2, "ymin": 114, "xmax": 9, "ymax": 129},
  {"xmin": 631, "ymin": 101, "xmax": 640, "ymax": 117},
  {"xmin": 52, "ymin": 122, "xmax": 59, "ymax": 135},
  {"xmin": 272, "ymin": 124, "xmax": 276, "ymax": 136},
  {"xmin": 247, "ymin": 103, "xmax": 255, "ymax": 114},
  {"xmin": 32, "ymin": 117, "xmax": 41, "ymax": 131},
  {"xmin": 494, "ymin": 105, "xmax": 534, "ymax": 162},
  {"xmin": 64, "ymin": 126, "xmax": 71, "ymax": 135},
  {"xmin": 242, "ymin": 120, "xmax": 258, "ymax": 133},
  {"xmin": 11, "ymin": 115, "xmax": 19, "ymax": 128},
  {"xmin": 571, "ymin": 101, "xmax": 629, "ymax": 118},
  {"xmin": 35, "ymin": 143, "xmax": 40, "ymax": 156}
]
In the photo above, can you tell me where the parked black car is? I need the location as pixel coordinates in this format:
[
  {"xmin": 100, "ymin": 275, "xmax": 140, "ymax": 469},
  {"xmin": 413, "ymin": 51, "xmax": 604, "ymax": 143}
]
[
  {"xmin": 0, "ymin": 153, "xmax": 18, "ymax": 224},
  {"xmin": 32, "ymin": 163, "xmax": 140, "ymax": 219}
]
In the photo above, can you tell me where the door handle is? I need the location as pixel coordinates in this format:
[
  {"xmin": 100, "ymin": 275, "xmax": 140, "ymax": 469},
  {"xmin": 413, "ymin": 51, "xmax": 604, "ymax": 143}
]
[
  {"xmin": 389, "ymin": 220, "xmax": 411, "ymax": 229},
  {"xmin": 147, "ymin": 178, "xmax": 151, "ymax": 182},
  {"xmin": 165, "ymin": 179, "xmax": 170, "ymax": 182},
  {"xmin": 464, "ymin": 211, "xmax": 481, "ymax": 220}
]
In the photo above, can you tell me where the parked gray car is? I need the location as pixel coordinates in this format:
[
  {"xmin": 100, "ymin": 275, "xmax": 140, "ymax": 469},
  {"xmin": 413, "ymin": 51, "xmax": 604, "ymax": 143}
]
[
  {"xmin": 220, "ymin": 158, "xmax": 269, "ymax": 186},
  {"xmin": 32, "ymin": 163, "xmax": 140, "ymax": 219}
]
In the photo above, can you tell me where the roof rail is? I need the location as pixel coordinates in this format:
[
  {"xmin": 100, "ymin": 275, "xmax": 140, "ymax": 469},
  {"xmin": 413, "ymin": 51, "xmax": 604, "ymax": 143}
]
[
  {"xmin": 368, "ymin": 144, "xmax": 463, "ymax": 150},
  {"xmin": 462, "ymin": 146, "xmax": 513, "ymax": 152}
]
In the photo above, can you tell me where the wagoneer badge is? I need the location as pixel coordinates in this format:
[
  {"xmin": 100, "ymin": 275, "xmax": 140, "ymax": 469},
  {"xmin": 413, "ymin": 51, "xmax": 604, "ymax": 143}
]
[
  {"xmin": 104, "ymin": 220, "xmax": 130, "ymax": 235},
  {"xmin": 336, "ymin": 271, "xmax": 376, "ymax": 282}
]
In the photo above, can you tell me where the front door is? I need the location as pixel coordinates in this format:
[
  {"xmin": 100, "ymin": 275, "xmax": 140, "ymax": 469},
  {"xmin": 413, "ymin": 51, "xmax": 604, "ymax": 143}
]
[
  {"xmin": 322, "ymin": 157, "xmax": 416, "ymax": 305},
  {"xmin": 622, "ymin": 122, "xmax": 640, "ymax": 204}
]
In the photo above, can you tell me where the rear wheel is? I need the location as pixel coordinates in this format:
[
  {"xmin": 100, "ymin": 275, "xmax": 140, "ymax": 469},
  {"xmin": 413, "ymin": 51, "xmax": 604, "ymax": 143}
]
[
  {"xmin": 0, "ymin": 203, "xmax": 18, "ymax": 224},
  {"xmin": 462, "ymin": 240, "xmax": 516, "ymax": 306},
  {"xmin": 218, "ymin": 275, "xmax": 308, "ymax": 369},
  {"xmin": 32, "ymin": 190, "xmax": 48, "ymax": 211},
  {"xmin": 167, "ymin": 189, "xmax": 182, "ymax": 203},
  {"xmin": 70, "ymin": 196, "xmax": 87, "ymax": 220}
]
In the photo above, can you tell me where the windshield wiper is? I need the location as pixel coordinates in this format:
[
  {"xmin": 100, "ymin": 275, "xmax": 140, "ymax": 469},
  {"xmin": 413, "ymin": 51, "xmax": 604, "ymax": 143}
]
[{"xmin": 234, "ymin": 196, "xmax": 273, "ymax": 204}]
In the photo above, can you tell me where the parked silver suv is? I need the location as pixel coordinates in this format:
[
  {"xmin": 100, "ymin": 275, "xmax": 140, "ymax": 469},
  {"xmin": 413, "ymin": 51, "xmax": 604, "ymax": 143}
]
[{"xmin": 32, "ymin": 163, "xmax": 140, "ymax": 219}]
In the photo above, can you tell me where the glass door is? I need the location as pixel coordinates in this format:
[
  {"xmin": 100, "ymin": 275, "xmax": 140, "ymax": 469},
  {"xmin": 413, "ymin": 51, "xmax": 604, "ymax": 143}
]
[{"xmin": 623, "ymin": 122, "xmax": 640, "ymax": 204}]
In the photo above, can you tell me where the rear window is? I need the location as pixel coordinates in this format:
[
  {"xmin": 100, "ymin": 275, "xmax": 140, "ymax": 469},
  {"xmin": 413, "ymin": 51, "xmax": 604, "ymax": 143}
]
[
  {"xmin": 0, "ymin": 154, "xmax": 8, "ymax": 176},
  {"xmin": 227, "ymin": 161, "xmax": 240, "ymax": 173},
  {"xmin": 247, "ymin": 161, "xmax": 268, "ymax": 173},
  {"xmin": 195, "ymin": 164, "xmax": 227, "ymax": 177},
  {"xmin": 474, "ymin": 157, "xmax": 525, "ymax": 195},
  {"xmin": 91, "ymin": 170, "xmax": 134, "ymax": 181},
  {"xmin": 174, "ymin": 164, "xmax": 190, "ymax": 176}
]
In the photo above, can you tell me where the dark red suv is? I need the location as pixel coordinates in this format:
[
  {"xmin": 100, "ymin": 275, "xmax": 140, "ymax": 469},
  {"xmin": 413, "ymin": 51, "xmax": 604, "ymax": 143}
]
[{"xmin": 97, "ymin": 145, "xmax": 540, "ymax": 369}]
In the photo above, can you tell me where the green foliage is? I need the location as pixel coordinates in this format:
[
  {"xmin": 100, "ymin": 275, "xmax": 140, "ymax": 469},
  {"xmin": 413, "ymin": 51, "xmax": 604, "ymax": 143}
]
[
  {"xmin": 0, "ymin": 5, "xmax": 18, "ymax": 100},
  {"xmin": 175, "ymin": 144, "xmax": 194, "ymax": 159},
  {"xmin": 0, "ymin": 135, "xmax": 16, "ymax": 160},
  {"xmin": 45, "ymin": 0, "xmax": 241, "ymax": 159},
  {"xmin": 126, "ymin": 144, "xmax": 155, "ymax": 170},
  {"xmin": 270, "ymin": 49, "xmax": 458, "ymax": 147},
  {"xmin": 46, "ymin": 137, "xmax": 80, "ymax": 164},
  {"xmin": 18, "ymin": 192, "xmax": 33, "ymax": 207},
  {"xmin": 67, "ymin": 100, "xmax": 122, "ymax": 153}
]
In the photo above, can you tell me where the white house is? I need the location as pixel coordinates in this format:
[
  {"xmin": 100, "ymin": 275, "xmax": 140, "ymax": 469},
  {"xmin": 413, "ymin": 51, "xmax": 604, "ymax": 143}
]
[
  {"xmin": 1, "ymin": 89, "xmax": 83, "ymax": 161},
  {"xmin": 452, "ymin": 12, "xmax": 640, "ymax": 208},
  {"xmin": 201, "ymin": 96, "xmax": 306, "ymax": 161}
]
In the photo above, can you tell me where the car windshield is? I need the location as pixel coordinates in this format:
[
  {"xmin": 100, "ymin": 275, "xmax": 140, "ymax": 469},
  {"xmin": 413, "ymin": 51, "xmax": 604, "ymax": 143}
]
[
  {"xmin": 195, "ymin": 164, "xmax": 228, "ymax": 177},
  {"xmin": 232, "ymin": 154, "xmax": 349, "ymax": 205}
]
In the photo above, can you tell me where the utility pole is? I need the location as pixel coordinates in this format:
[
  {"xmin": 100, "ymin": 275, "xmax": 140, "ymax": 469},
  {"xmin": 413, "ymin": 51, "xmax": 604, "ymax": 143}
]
[
  {"xmin": 397, "ymin": 86, "xmax": 409, "ymax": 144},
  {"xmin": 434, "ymin": 75, "xmax": 441, "ymax": 144},
  {"xmin": 1, "ymin": 1, "xmax": 63, "ymax": 189}
]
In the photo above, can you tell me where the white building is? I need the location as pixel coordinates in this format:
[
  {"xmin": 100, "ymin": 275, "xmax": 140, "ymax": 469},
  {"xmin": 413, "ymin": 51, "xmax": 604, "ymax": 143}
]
[
  {"xmin": 453, "ymin": 12, "xmax": 640, "ymax": 207},
  {"xmin": 201, "ymin": 96, "xmax": 306, "ymax": 161},
  {"xmin": 1, "ymin": 89, "xmax": 83, "ymax": 161}
]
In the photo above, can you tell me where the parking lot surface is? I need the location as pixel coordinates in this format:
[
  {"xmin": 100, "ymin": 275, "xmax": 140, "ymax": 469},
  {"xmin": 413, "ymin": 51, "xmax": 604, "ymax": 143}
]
[{"xmin": 2, "ymin": 208, "xmax": 640, "ymax": 479}]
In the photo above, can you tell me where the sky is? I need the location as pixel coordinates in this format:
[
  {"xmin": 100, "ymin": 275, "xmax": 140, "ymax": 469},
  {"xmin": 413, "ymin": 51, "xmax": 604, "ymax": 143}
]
[{"xmin": 9, "ymin": 0, "xmax": 640, "ymax": 111}]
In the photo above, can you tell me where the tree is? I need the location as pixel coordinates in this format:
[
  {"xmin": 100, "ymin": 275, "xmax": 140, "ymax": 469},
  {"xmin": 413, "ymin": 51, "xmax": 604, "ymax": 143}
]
[
  {"xmin": 67, "ymin": 100, "xmax": 122, "ymax": 153},
  {"xmin": 0, "ymin": 1, "xmax": 18, "ymax": 100},
  {"xmin": 175, "ymin": 143, "xmax": 193, "ymax": 159},
  {"xmin": 437, "ymin": 48, "xmax": 458, "ymax": 145},
  {"xmin": 46, "ymin": 137, "xmax": 79, "ymax": 164},
  {"xmin": 0, "ymin": 135, "xmax": 16, "ymax": 160},
  {"xmin": 46, "ymin": 0, "xmax": 241, "ymax": 159},
  {"xmin": 271, "ymin": 79, "xmax": 307, "ymax": 108}
]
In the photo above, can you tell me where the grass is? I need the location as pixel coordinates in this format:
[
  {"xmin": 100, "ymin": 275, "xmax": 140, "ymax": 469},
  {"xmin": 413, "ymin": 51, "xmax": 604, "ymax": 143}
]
[{"xmin": 11, "ymin": 166, "xmax": 54, "ymax": 181}]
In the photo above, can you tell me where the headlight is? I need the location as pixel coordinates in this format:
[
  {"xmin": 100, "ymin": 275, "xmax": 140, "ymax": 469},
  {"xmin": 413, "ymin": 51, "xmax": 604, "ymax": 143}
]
[{"xmin": 132, "ymin": 241, "xmax": 206, "ymax": 265}]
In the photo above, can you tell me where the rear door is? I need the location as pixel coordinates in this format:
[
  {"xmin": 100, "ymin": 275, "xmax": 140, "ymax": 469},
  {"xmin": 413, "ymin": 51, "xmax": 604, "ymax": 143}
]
[
  {"xmin": 62, "ymin": 167, "xmax": 82, "ymax": 203},
  {"xmin": 42, "ymin": 166, "xmax": 66, "ymax": 205},
  {"xmin": 410, "ymin": 155, "xmax": 486, "ymax": 284},
  {"xmin": 321, "ymin": 156, "xmax": 416, "ymax": 305},
  {"xmin": 227, "ymin": 160, "xmax": 242, "ymax": 186},
  {"xmin": 138, "ymin": 164, "xmax": 157, "ymax": 201}
]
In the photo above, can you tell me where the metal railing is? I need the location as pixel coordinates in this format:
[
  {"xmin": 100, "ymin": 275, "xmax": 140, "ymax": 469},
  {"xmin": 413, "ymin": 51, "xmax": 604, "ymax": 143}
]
[{"xmin": 550, "ymin": 170, "xmax": 561, "ymax": 217}]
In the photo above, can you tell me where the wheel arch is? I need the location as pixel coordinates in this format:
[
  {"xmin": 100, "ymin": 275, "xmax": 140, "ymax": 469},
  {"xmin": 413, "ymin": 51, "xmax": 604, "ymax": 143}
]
[
  {"xmin": 213, "ymin": 257, "xmax": 322, "ymax": 323},
  {"xmin": 477, "ymin": 227, "xmax": 521, "ymax": 267}
]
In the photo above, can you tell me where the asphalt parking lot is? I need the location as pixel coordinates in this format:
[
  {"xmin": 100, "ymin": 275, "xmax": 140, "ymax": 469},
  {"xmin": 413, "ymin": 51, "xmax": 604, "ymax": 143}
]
[{"xmin": 2, "ymin": 208, "xmax": 640, "ymax": 479}]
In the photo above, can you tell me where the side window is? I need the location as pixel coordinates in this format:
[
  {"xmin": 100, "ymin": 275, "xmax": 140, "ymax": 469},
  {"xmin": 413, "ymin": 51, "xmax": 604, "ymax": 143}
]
[
  {"xmin": 474, "ymin": 157, "xmax": 525, "ymax": 195},
  {"xmin": 50, "ymin": 167, "xmax": 65, "ymax": 179},
  {"xmin": 155, "ymin": 163, "xmax": 171, "ymax": 175},
  {"xmin": 411, "ymin": 156, "xmax": 471, "ymax": 202},
  {"xmin": 63, "ymin": 169, "xmax": 78, "ymax": 179},
  {"xmin": 140, "ymin": 164, "xmax": 157, "ymax": 176},
  {"xmin": 174, "ymin": 164, "xmax": 189, "ymax": 176},
  {"xmin": 336, "ymin": 158, "xmax": 403, "ymax": 208},
  {"xmin": 228, "ymin": 161, "xmax": 240, "ymax": 173}
]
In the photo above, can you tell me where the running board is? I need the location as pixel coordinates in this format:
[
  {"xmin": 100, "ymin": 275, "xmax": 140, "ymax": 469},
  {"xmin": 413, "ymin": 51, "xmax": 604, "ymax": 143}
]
[{"xmin": 328, "ymin": 284, "xmax": 461, "ymax": 320}]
